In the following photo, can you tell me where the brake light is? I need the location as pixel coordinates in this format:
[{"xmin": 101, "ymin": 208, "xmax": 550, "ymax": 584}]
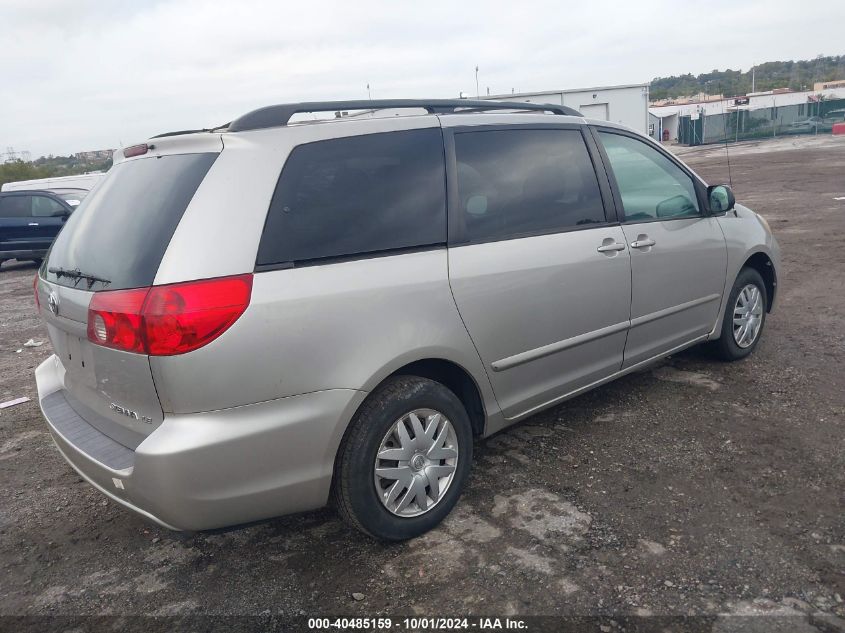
[
  {"xmin": 87, "ymin": 274, "xmax": 253, "ymax": 356},
  {"xmin": 34, "ymin": 275, "xmax": 40, "ymax": 312},
  {"xmin": 123, "ymin": 143, "xmax": 150, "ymax": 158}
]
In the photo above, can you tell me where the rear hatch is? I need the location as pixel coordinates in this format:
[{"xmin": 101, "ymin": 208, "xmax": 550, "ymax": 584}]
[{"xmin": 37, "ymin": 144, "xmax": 220, "ymax": 448}]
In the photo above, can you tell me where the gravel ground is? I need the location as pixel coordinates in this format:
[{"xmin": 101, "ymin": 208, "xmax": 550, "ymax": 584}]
[{"xmin": 0, "ymin": 136, "xmax": 843, "ymax": 630}]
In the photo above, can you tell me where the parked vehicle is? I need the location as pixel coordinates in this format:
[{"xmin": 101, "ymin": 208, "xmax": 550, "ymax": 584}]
[
  {"xmin": 1, "ymin": 172, "xmax": 105, "ymax": 195},
  {"xmin": 788, "ymin": 116, "xmax": 825, "ymax": 132},
  {"xmin": 45, "ymin": 188, "xmax": 90, "ymax": 208},
  {"xmin": 34, "ymin": 100, "xmax": 780, "ymax": 540},
  {"xmin": 0, "ymin": 190, "xmax": 74, "ymax": 268}
]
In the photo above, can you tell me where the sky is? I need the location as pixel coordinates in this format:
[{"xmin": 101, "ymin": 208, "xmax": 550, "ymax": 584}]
[{"xmin": 1, "ymin": 0, "xmax": 844, "ymax": 158}]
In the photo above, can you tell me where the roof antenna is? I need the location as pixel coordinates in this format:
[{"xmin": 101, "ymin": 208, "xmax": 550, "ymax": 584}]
[{"xmin": 721, "ymin": 84, "xmax": 733, "ymax": 187}]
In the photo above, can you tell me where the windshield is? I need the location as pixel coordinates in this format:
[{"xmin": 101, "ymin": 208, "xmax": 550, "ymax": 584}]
[
  {"xmin": 56, "ymin": 190, "xmax": 89, "ymax": 206},
  {"xmin": 44, "ymin": 153, "xmax": 218, "ymax": 290}
]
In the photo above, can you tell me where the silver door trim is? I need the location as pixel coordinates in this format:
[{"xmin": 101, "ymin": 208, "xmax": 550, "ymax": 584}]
[
  {"xmin": 491, "ymin": 320, "xmax": 630, "ymax": 372},
  {"xmin": 504, "ymin": 333, "xmax": 710, "ymax": 422},
  {"xmin": 629, "ymin": 293, "xmax": 721, "ymax": 328}
]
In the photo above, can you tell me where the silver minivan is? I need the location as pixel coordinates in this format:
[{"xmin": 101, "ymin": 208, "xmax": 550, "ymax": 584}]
[{"xmin": 34, "ymin": 100, "xmax": 779, "ymax": 540}]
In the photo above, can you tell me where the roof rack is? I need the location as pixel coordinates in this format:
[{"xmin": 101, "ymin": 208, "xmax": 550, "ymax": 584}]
[
  {"xmin": 227, "ymin": 99, "xmax": 582, "ymax": 132},
  {"xmin": 150, "ymin": 124, "xmax": 230, "ymax": 139}
]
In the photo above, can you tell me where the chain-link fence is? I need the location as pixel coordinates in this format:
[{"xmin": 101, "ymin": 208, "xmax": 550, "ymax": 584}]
[{"xmin": 678, "ymin": 98, "xmax": 845, "ymax": 145}]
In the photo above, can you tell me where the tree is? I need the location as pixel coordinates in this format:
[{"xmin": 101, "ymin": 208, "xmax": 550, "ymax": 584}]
[{"xmin": 650, "ymin": 54, "xmax": 845, "ymax": 100}]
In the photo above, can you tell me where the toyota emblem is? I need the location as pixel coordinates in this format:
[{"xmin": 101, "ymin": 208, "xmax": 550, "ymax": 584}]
[{"xmin": 48, "ymin": 292, "xmax": 59, "ymax": 316}]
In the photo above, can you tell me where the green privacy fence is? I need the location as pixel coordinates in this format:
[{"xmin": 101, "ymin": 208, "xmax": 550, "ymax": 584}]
[{"xmin": 678, "ymin": 98, "xmax": 845, "ymax": 145}]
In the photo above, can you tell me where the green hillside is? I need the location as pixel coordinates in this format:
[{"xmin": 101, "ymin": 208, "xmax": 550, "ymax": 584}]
[
  {"xmin": 0, "ymin": 155, "xmax": 112, "ymax": 189},
  {"xmin": 650, "ymin": 55, "xmax": 845, "ymax": 100}
]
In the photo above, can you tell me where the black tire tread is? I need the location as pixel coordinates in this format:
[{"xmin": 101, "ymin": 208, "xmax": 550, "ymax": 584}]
[
  {"xmin": 332, "ymin": 375, "xmax": 470, "ymax": 540},
  {"xmin": 712, "ymin": 267, "xmax": 768, "ymax": 361},
  {"xmin": 332, "ymin": 376, "xmax": 421, "ymax": 538}
]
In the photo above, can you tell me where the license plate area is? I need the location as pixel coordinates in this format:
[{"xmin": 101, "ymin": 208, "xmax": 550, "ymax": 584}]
[{"xmin": 62, "ymin": 333, "xmax": 98, "ymax": 391}]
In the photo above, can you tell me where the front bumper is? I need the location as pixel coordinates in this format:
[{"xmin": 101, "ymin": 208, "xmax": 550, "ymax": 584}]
[{"xmin": 35, "ymin": 355, "xmax": 367, "ymax": 531}]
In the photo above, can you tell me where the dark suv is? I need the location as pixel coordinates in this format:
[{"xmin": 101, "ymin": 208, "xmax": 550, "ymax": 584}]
[{"xmin": 0, "ymin": 190, "xmax": 74, "ymax": 268}]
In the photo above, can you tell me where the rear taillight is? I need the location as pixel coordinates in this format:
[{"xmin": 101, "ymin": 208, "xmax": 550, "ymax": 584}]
[
  {"xmin": 87, "ymin": 274, "xmax": 253, "ymax": 356},
  {"xmin": 34, "ymin": 275, "xmax": 40, "ymax": 312}
]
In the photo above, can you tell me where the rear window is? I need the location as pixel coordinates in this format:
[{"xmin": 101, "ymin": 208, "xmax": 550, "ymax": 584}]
[
  {"xmin": 44, "ymin": 153, "xmax": 217, "ymax": 290},
  {"xmin": 256, "ymin": 128, "xmax": 446, "ymax": 267}
]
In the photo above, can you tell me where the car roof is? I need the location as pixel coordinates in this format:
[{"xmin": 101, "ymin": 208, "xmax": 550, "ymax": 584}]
[
  {"xmin": 133, "ymin": 100, "xmax": 645, "ymax": 154},
  {"xmin": 0, "ymin": 189, "xmax": 62, "ymax": 196}
]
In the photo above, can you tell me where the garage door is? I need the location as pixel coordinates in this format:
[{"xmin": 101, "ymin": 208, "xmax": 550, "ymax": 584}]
[{"xmin": 579, "ymin": 103, "xmax": 609, "ymax": 120}]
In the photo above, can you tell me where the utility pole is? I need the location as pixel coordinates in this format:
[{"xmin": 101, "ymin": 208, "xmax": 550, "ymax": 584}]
[
  {"xmin": 367, "ymin": 83, "xmax": 371, "ymax": 100},
  {"xmin": 751, "ymin": 66, "xmax": 755, "ymax": 93},
  {"xmin": 475, "ymin": 66, "xmax": 479, "ymax": 99}
]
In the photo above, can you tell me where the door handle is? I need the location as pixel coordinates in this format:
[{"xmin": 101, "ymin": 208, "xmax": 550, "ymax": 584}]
[
  {"xmin": 597, "ymin": 242, "xmax": 626, "ymax": 253},
  {"xmin": 631, "ymin": 237, "xmax": 656, "ymax": 249},
  {"xmin": 28, "ymin": 222, "xmax": 39, "ymax": 226}
]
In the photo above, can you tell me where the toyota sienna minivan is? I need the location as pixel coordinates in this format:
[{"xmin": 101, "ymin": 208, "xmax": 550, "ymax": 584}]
[{"xmin": 34, "ymin": 99, "xmax": 779, "ymax": 540}]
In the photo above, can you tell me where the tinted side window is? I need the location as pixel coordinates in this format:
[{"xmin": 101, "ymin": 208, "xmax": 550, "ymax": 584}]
[
  {"xmin": 0, "ymin": 195, "xmax": 32, "ymax": 218},
  {"xmin": 32, "ymin": 196, "xmax": 67, "ymax": 217},
  {"xmin": 257, "ymin": 128, "xmax": 446, "ymax": 266},
  {"xmin": 598, "ymin": 132, "xmax": 700, "ymax": 221},
  {"xmin": 454, "ymin": 129, "xmax": 606, "ymax": 243}
]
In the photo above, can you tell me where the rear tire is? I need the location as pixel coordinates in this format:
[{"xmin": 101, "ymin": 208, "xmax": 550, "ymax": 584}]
[
  {"xmin": 712, "ymin": 267, "xmax": 768, "ymax": 361},
  {"xmin": 333, "ymin": 375, "xmax": 473, "ymax": 541}
]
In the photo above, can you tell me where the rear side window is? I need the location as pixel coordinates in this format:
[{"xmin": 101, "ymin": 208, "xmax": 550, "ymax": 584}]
[
  {"xmin": 257, "ymin": 128, "xmax": 446, "ymax": 267},
  {"xmin": 0, "ymin": 195, "xmax": 32, "ymax": 218},
  {"xmin": 45, "ymin": 153, "xmax": 217, "ymax": 290},
  {"xmin": 454, "ymin": 129, "xmax": 606, "ymax": 243}
]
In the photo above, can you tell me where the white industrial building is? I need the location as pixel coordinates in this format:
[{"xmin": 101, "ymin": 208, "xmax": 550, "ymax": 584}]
[{"xmin": 486, "ymin": 83, "xmax": 650, "ymax": 135}]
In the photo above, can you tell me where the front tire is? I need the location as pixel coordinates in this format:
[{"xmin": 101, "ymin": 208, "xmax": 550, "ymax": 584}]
[
  {"xmin": 712, "ymin": 267, "xmax": 768, "ymax": 361},
  {"xmin": 333, "ymin": 375, "xmax": 473, "ymax": 541}
]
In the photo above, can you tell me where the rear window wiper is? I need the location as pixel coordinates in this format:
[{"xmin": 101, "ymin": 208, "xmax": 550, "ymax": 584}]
[{"xmin": 48, "ymin": 266, "xmax": 111, "ymax": 289}]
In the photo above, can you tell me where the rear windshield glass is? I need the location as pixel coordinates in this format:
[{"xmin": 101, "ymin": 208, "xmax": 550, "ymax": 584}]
[{"xmin": 44, "ymin": 153, "xmax": 217, "ymax": 290}]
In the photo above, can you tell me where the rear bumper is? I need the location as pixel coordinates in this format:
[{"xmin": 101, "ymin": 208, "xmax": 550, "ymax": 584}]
[{"xmin": 35, "ymin": 355, "xmax": 367, "ymax": 531}]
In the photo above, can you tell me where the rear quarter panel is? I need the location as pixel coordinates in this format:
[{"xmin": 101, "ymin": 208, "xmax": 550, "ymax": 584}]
[
  {"xmin": 150, "ymin": 116, "xmax": 501, "ymax": 428},
  {"xmin": 149, "ymin": 250, "xmax": 499, "ymax": 425}
]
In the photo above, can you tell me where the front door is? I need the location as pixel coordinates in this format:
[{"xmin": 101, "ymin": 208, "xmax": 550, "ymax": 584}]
[
  {"xmin": 446, "ymin": 126, "xmax": 632, "ymax": 419},
  {"xmin": 594, "ymin": 129, "xmax": 727, "ymax": 368}
]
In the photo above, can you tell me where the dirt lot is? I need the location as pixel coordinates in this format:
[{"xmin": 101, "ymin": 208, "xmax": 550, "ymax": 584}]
[{"xmin": 0, "ymin": 136, "xmax": 843, "ymax": 630}]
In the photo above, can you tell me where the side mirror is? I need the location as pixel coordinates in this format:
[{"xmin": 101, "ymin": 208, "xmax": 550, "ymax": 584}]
[
  {"xmin": 51, "ymin": 209, "xmax": 70, "ymax": 217},
  {"xmin": 707, "ymin": 184, "xmax": 735, "ymax": 214}
]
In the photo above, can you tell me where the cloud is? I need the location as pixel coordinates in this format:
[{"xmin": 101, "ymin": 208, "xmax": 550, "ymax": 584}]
[{"xmin": 0, "ymin": 0, "xmax": 843, "ymax": 157}]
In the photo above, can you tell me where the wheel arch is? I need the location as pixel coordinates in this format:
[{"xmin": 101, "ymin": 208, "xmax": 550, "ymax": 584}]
[
  {"xmin": 388, "ymin": 358, "xmax": 487, "ymax": 437},
  {"xmin": 357, "ymin": 354, "xmax": 490, "ymax": 438},
  {"xmin": 742, "ymin": 251, "xmax": 777, "ymax": 312}
]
